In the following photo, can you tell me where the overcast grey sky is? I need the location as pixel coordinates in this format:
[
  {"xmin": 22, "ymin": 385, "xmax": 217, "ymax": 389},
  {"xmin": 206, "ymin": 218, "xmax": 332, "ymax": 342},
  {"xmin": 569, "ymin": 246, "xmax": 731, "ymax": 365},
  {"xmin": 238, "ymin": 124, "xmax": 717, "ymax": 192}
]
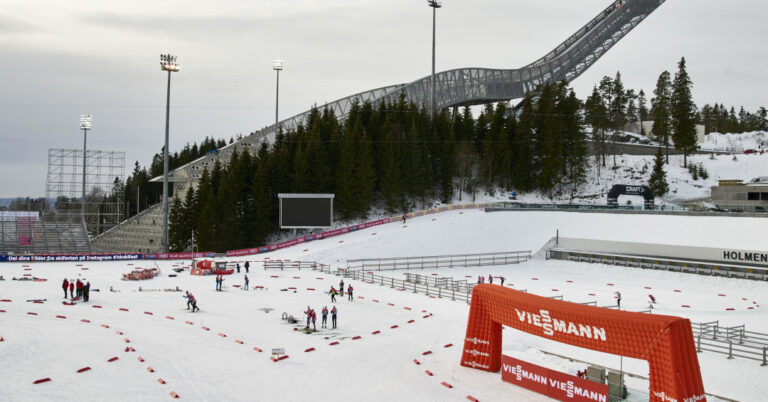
[{"xmin": 1, "ymin": 0, "xmax": 766, "ymax": 198}]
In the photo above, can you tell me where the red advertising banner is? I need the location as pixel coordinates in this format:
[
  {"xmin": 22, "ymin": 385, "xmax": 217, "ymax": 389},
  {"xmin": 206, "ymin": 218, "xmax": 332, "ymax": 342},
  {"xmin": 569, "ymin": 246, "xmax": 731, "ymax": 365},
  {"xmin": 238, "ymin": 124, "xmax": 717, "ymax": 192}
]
[
  {"xmin": 144, "ymin": 252, "xmax": 215, "ymax": 260},
  {"xmin": 501, "ymin": 356, "xmax": 608, "ymax": 402},
  {"xmin": 224, "ymin": 205, "xmax": 492, "ymax": 257}
]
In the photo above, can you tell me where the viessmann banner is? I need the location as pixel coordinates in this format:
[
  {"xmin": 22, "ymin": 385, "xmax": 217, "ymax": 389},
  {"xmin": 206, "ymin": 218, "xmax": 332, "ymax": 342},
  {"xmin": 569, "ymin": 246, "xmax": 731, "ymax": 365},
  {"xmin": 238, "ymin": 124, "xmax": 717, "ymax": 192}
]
[{"xmin": 501, "ymin": 355, "xmax": 608, "ymax": 402}]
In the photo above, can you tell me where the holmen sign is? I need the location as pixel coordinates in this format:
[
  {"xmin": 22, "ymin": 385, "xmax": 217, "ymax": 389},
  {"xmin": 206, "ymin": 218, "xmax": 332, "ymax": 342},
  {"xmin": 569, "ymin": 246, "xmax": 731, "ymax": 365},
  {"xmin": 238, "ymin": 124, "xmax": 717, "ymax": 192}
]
[
  {"xmin": 554, "ymin": 237, "xmax": 768, "ymax": 268},
  {"xmin": 723, "ymin": 250, "xmax": 768, "ymax": 264},
  {"xmin": 501, "ymin": 356, "xmax": 608, "ymax": 402}
]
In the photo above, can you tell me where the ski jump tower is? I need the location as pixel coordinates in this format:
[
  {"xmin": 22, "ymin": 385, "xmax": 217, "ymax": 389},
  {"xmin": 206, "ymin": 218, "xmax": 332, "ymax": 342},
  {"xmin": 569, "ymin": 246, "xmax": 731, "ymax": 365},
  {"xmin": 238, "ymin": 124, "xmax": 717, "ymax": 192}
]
[{"xmin": 153, "ymin": 0, "xmax": 667, "ymax": 198}]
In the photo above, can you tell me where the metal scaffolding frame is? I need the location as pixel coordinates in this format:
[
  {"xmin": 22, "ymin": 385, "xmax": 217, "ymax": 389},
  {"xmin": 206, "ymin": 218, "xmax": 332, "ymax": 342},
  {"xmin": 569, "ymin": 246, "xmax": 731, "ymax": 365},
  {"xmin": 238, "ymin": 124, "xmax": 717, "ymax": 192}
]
[{"xmin": 45, "ymin": 148, "xmax": 125, "ymax": 236}]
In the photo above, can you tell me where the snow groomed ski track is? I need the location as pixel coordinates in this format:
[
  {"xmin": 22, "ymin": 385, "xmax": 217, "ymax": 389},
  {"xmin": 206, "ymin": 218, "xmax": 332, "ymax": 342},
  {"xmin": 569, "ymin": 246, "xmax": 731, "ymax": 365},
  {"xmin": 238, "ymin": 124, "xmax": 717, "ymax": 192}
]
[{"xmin": 2, "ymin": 208, "xmax": 767, "ymax": 401}]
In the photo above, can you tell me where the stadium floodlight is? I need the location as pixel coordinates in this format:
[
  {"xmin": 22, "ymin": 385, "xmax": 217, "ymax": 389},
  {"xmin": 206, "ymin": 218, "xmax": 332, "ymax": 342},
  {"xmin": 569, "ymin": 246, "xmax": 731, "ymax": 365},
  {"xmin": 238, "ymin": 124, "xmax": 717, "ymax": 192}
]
[
  {"xmin": 160, "ymin": 54, "xmax": 180, "ymax": 72},
  {"xmin": 80, "ymin": 114, "xmax": 92, "ymax": 130},
  {"xmin": 273, "ymin": 59, "xmax": 284, "ymax": 129},
  {"xmin": 160, "ymin": 53, "xmax": 180, "ymax": 253},
  {"xmin": 79, "ymin": 114, "xmax": 92, "ymax": 230},
  {"xmin": 428, "ymin": 1, "xmax": 442, "ymax": 115}
]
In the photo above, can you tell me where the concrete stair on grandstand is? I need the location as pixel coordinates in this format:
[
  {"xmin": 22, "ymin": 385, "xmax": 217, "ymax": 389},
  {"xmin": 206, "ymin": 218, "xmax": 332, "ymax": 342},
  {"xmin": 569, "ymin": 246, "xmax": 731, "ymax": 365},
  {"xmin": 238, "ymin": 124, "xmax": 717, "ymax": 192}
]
[
  {"xmin": 1, "ymin": 217, "xmax": 90, "ymax": 255},
  {"xmin": 90, "ymin": 203, "xmax": 165, "ymax": 253}
]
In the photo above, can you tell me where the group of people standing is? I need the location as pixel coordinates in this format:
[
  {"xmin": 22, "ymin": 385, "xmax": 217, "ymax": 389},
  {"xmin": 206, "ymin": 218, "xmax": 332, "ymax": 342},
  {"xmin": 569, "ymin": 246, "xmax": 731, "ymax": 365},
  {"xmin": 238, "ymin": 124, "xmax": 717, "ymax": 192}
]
[
  {"xmin": 329, "ymin": 279, "xmax": 353, "ymax": 303},
  {"xmin": 215, "ymin": 274, "xmax": 225, "ymax": 291},
  {"xmin": 61, "ymin": 278, "xmax": 90, "ymax": 302},
  {"xmin": 304, "ymin": 305, "xmax": 337, "ymax": 330},
  {"xmin": 235, "ymin": 261, "xmax": 250, "ymax": 274},
  {"xmin": 477, "ymin": 274, "xmax": 505, "ymax": 286}
]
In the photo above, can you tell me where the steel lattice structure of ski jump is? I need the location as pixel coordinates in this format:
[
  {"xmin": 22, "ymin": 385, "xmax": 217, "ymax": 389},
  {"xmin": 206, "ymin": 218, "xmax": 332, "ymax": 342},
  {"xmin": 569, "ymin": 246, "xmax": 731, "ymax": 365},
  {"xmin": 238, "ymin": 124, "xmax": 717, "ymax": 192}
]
[
  {"xmin": 46, "ymin": 148, "xmax": 125, "ymax": 233},
  {"xmin": 153, "ymin": 0, "xmax": 666, "ymax": 194}
]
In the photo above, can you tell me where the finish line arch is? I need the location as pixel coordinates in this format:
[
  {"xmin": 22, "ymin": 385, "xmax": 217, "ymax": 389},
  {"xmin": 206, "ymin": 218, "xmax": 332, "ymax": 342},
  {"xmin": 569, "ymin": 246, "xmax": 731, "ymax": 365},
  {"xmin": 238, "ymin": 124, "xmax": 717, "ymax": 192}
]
[
  {"xmin": 607, "ymin": 184, "xmax": 655, "ymax": 209},
  {"xmin": 461, "ymin": 285, "xmax": 705, "ymax": 401}
]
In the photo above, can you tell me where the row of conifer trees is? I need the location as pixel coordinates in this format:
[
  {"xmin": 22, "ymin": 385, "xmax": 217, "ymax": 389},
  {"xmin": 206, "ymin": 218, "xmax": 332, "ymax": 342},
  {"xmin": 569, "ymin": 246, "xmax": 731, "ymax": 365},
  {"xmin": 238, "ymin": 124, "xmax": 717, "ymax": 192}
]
[{"xmin": 168, "ymin": 81, "xmax": 589, "ymax": 252}]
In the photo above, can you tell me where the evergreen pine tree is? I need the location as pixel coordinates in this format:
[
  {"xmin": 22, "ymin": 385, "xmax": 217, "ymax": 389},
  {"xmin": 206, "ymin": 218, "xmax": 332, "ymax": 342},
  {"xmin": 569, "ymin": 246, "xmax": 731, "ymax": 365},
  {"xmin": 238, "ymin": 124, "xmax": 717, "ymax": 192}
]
[
  {"xmin": 637, "ymin": 89, "xmax": 649, "ymax": 135},
  {"xmin": 535, "ymin": 83, "xmax": 562, "ymax": 197},
  {"xmin": 182, "ymin": 185, "xmax": 197, "ymax": 250},
  {"xmin": 649, "ymin": 147, "xmax": 669, "ymax": 197},
  {"xmin": 380, "ymin": 129, "xmax": 404, "ymax": 213},
  {"xmin": 561, "ymin": 88, "xmax": 588, "ymax": 199},
  {"xmin": 168, "ymin": 197, "xmax": 186, "ymax": 252},
  {"xmin": 334, "ymin": 123, "xmax": 357, "ymax": 220},
  {"xmin": 513, "ymin": 93, "xmax": 536, "ymax": 191},
  {"xmin": 608, "ymin": 72, "xmax": 628, "ymax": 166},
  {"xmin": 670, "ymin": 57, "xmax": 698, "ymax": 168},
  {"xmin": 650, "ymin": 71, "xmax": 673, "ymax": 163},
  {"xmin": 354, "ymin": 129, "xmax": 377, "ymax": 218}
]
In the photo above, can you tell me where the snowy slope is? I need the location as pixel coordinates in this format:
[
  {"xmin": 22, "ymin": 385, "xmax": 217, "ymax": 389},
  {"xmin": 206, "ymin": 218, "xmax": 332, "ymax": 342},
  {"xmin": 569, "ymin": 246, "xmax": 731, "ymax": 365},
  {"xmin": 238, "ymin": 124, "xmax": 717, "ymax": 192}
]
[
  {"xmin": 460, "ymin": 152, "xmax": 768, "ymax": 207},
  {"xmin": 700, "ymin": 131, "xmax": 768, "ymax": 153},
  {"xmin": 2, "ymin": 209, "xmax": 767, "ymax": 401}
]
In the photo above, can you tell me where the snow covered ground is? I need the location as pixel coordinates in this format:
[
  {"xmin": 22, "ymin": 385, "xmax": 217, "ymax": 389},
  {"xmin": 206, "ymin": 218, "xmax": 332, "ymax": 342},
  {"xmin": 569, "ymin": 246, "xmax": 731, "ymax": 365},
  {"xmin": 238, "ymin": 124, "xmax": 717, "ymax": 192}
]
[
  {"xmin": 700, "ymin": 131, "xmax": 768, "ymax": 153},
  {"xmin": 2, "ymin": 209, "xmax": 767, "ymax": 401},
  {"xmin": 459, "ymin": 150, "xmax": 768, "ymax": 207}
]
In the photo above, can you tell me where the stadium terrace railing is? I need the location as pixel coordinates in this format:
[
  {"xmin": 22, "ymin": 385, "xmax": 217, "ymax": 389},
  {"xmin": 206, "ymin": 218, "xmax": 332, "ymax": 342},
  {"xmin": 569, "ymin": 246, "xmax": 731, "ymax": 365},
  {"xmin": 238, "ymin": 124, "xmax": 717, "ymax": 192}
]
[
  {"xmin": 345, "ymin": 250, "xmax": 531, "ymax": 272},
  {"xmin": 547, "ymin": 249, "xmax": 768, "ymax": 280}
]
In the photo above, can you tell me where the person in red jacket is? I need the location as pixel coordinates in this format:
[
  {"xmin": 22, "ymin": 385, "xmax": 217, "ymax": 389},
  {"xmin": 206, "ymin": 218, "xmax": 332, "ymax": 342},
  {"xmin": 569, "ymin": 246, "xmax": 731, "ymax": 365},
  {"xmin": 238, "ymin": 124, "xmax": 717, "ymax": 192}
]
[
  {"xmin": 68, "ymin": 280, "xmax": 75, "ymax": 299},
  {"xmin": 76, "ymin": 279, "xmax": 84, "ymax": 299},
  {"xmin": 62, "ymin": 279, "xmax": 69, "ymax": 298}
]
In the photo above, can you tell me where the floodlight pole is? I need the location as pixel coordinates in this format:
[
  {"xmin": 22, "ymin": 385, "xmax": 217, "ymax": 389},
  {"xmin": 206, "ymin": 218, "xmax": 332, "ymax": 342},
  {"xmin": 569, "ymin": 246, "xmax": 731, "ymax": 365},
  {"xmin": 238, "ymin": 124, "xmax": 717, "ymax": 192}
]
[
  {"xmin": 81, "ymin": 126, "xmax": 88, "ymax": 222},
  {"xmin": 79, "ymin": 114, "xmax": 92, "ymax": 233},
  {"xmin": 428, "ymin": 1, "xmax": 442, "ymax": 116},
  {"xmin": 160, "ymin": 54, "xmax": 180, "ymax": 253},
  {"xmin": 273, "ymin": 60, "xmax": 284, "ymax": 131}
]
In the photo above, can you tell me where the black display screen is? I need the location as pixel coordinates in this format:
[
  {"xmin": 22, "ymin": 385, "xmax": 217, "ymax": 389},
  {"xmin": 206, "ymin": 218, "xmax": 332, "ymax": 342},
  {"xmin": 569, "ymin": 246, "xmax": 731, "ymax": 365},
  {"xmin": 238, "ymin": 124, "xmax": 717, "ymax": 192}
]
[{"xmin": 280, "ymin": 196, "xmax": 333, "ymax": 228}]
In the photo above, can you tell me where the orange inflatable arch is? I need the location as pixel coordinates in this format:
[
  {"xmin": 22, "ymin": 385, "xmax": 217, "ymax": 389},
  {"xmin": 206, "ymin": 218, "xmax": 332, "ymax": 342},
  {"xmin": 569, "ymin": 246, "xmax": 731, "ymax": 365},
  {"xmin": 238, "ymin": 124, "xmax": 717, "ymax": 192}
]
[{"xmin": 461, "ymin": 285, "xmax": 706, "ymax": 401}]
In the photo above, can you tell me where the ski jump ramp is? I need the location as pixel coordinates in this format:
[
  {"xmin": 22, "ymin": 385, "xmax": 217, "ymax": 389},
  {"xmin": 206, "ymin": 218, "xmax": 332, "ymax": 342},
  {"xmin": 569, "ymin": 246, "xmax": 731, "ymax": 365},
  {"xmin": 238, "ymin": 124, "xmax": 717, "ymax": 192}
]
[{"xmin": 154, "ymin": 0, "xmax": 666, "ymax": 187}]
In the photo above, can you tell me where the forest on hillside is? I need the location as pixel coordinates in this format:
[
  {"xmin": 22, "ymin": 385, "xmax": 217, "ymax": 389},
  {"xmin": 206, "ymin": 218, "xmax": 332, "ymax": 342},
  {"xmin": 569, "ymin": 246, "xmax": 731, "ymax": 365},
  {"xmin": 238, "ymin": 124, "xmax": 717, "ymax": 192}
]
[{"xmin": 115, "ymin": 61, "xmax": 765, "ymax": 251}]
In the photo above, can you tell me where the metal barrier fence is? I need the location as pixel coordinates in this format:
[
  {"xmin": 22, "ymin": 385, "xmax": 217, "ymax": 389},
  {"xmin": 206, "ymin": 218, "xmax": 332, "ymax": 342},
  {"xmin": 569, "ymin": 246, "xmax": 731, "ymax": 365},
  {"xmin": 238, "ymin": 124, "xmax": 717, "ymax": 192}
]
[
  {"xmin": 346, "ymin": 250, "xmax": 531, "ymax": 272},
  {"xmin": 692, "ymin": 320, "xmax": 768, "ymax": 365},
  {"xmin": 341, "ymin": 269, "xmax": 474, "ymax": 303},
  {"xmin": 262, "ymin": 260, "xmax": 330, "ymax": 271},
  {"xmin": 547, "ymin": 249, "xmax": 768, "ymax": 281}
]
